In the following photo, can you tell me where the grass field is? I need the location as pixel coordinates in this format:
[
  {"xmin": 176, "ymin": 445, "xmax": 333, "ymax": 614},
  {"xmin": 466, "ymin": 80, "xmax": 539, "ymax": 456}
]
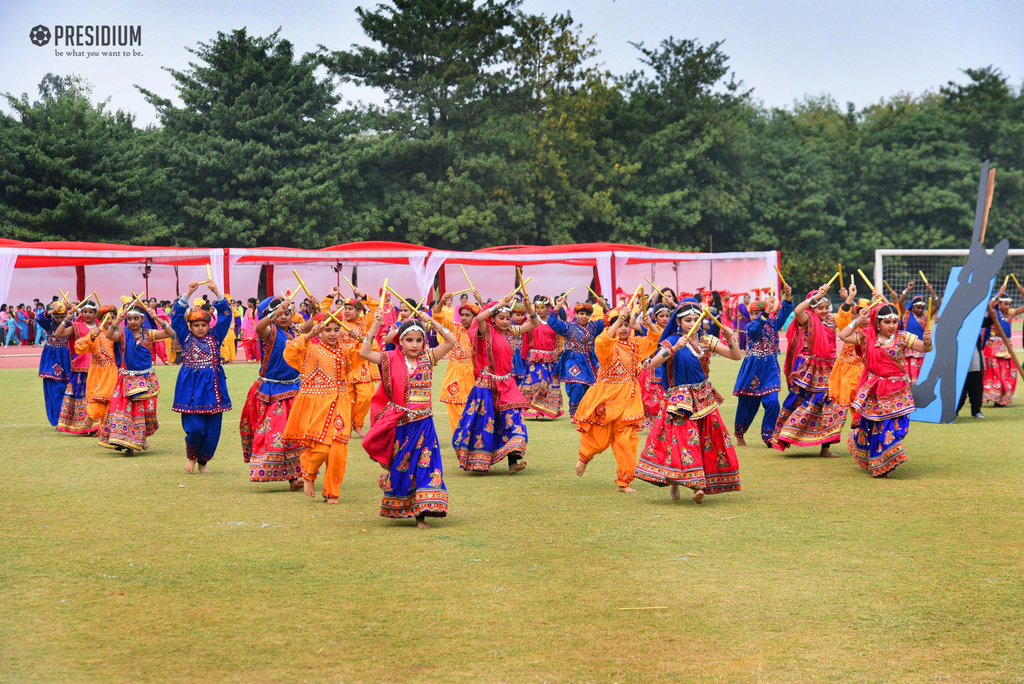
[{"xmin": 1, "ymin": 358, "xmax": 1022, "ymax": 684}]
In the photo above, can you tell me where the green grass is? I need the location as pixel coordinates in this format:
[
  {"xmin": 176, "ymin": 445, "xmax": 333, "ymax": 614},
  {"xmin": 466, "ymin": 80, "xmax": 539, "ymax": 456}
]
[{"xmin": 1, "ymin": 359, "xmax": 1022, "ymax": 683}]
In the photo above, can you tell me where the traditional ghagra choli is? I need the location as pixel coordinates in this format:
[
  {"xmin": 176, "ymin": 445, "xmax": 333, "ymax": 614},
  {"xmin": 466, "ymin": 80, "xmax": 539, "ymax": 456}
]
[
  {"xmin": 399, "ymin": 354, "xmax": 435, "ymax": 426},
  {"xmin": 665, "ymin": 336, "xmax": 723, "ymax": 420},
  {"xmin": 851, "ymin": 331, "xmax": 917, "ymax": 421}
]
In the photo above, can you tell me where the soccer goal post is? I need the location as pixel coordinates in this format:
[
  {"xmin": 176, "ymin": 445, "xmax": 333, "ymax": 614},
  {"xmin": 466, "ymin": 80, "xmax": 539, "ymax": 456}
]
[{"xmin": 875, "ymin": 248, "xmax": 1024, "ymax": 308}]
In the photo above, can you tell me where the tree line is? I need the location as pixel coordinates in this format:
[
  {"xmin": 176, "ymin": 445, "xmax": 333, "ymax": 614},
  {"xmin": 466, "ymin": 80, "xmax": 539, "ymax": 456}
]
[{"xmin": 2, "ymin": 0, "xmax": 1022, "ymax": 292}]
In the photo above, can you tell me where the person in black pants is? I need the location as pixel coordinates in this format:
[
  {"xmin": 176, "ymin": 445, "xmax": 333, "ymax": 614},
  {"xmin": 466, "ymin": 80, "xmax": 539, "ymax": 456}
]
[{"xmin": 957, "ymin": 316, "xmax": 993, "ymax": 419}]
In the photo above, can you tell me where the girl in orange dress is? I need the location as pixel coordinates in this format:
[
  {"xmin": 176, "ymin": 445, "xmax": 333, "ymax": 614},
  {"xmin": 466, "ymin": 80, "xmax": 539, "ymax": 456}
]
[
  {"xmin": 282, "ymin": 312, "xmax": 362, "ymax": 504},
  {"xmin": 828, "ymin": 284, "xmax": 874, "ymax": 431},
  {"xmin": 76, "ymin": 305, "xmax": 119, "ymax": 432},
  {"xmin": 430, "ymin": 291, "xmax": 483, "ymax": 434},
  {"xmin": 573, "ymin": 308, "xmax": 661, "ymax": 492}
]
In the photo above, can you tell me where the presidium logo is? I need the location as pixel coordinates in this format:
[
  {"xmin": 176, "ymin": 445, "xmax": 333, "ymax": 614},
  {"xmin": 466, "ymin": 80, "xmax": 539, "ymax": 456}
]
[{"xmin": 29, "ymin": 24, "xmax": 143, "ymax": 57}]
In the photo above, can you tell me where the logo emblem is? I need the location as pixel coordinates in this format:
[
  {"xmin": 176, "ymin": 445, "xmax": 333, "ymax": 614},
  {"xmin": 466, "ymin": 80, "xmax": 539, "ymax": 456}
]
[{"xmin": 30, "ymin": 25, "xmax": 51, "ymax": 46}]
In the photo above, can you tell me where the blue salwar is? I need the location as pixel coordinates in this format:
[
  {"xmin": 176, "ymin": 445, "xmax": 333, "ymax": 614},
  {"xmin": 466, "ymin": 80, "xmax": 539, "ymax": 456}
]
[
  {"xmin": 733, "ymin": 301, "xmax": 793, "ymax": 446},
  {"xmin": 37, "ymin": 314, "xmax": 71, "ymax": 427},
  {"xmin": 546, "ymin": 317, "xmax": 604, "ymax": 417}
]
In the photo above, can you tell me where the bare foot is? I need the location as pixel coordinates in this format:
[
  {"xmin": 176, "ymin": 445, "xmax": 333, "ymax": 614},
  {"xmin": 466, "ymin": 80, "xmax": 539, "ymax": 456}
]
[
  {"xmin": 353, "ymin": 426, "xmax": 366, "ymax": 438},
  {"xmin": 617, "ymin": 486, "xmax": 638, "ymax": 493},
  {"xmin": 417, "ymin": 518, "xmax": 431, "ymax": 529},
  {"xmin": 289, "ymin": 478, "xmax": 304, "ymax": 491},
  {"xmin": 670, "ymin": 484, "xmax": 681, "ymax": 500},
  {"xmin": 198, "ymin": 464, "xmax": 211, "ymax": 475},
  {"xmin": 303, "ymin": 479, "xmax": 316, "ymax": 498},
  {"xmin": 736, "ymin": 434, "xmax": 746, "ymax": 446},
  {"xmin": 124, "ymin": 448, "xmax": 135, "ymax": 457},
  {"xmin": 820, "ymin": 447, "xmax": 840, "ymax": 458},
  {"xmin": 325, "ymin": 497, "xmax": 339, "ymax": 505},
  {"xmin": 509, "ymin": 460, "xmax": 527, "ymax": 475},
  {"xmin": 575, "ymin": 459, "xmax": 588, "ymax": 477},
  {"xmin": 692, "ymin": 489, "xmax": 705, "ymax": 504},
  {"xmin": 185, "ymin": 460, "xmax": 195, "ymax": 474}
]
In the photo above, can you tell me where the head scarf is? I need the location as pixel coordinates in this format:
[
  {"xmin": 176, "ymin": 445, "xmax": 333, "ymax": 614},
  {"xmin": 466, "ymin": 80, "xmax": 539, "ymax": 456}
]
[
  {"xmin": 98, "ymin": 304, "xmax": 117, "ymax": 320},
  {"xmin": 343, "ymin": 297, "xmax": 361, "ymax": 309},
  {"xmin": 749, "ymin": 300, "xmax": 768, "ymax": 316},
  {"xmin": 459, "ymin": 301, "xmax": 480, "ymax": 316},
  {"xmin": 186, "ymin": 303, "xmax": 212, "ymax": 323},
  {"xmin": 574, "ymin": 302, "xmax": 593, "ymax": 315},
  {"xmin": 511, "ymin": 301, "xmax": 526, "ymax": 315},
  {"xmin": 603, "ymin": 308, "xmax": 624, "ymax": 325},
  {"xmin": 47, "ymin": 302, "xmax": 67, "ymax": 315}
]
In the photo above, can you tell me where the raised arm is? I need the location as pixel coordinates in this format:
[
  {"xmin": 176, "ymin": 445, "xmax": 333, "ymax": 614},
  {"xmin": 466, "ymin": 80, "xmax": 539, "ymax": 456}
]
[
  {"xmin": 359, "ymin": 308, "xmax": 384, "ymax": 366},
  {"xmin": 418, "ymin": 310, "xmax": 457, "ymax": 360}
]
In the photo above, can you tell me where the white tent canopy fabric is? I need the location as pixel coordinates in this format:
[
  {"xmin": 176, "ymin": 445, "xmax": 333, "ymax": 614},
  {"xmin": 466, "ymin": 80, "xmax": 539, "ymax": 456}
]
[{"xmin": 1, "ymin": 240, "xmax": 781, "ymax": 307}]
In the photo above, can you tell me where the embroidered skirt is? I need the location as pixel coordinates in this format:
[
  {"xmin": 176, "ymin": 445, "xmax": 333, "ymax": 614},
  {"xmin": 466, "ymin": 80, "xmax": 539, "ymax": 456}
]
[
  {"xmin": 379, "ymin": 416, "xmax": 448, "ymax": 519},
  {"xmin": 57, "ymin": 371, "xmax": 94, "ymax": 434},
  {"xmin": 99, "ymin": 372, "xmax": 159, "ymax": 451},
  {"xmin": 521, "ymin": 359, "xmax": 564, "ymax": 419},
  {"xmin": 847, "ymin": 415, "xmax": 909, "ymax": 477},
  {"xmin": 772, "ymin": 385, "xmax": 845, "ymax": 450},
  {"xmin": 635, "ymin": 407, "xmax": 740, "ymax": 494},
  {"xmin": 239, "ymin": 381, "xmax": 304, "ymax": 482},
  {"xmin": 453, "ymin": 386, "xmax": 528, "ymax": 471}
]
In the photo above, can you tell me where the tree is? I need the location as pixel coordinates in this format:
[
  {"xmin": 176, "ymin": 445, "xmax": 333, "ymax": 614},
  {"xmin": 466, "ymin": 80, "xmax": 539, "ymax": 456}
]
[
  {"xmin": 139, "ymin": 29, "xmax": 352, "ymax": 247},
  {"xmin": 610, "ymin": 38, "xmax": 754, "ymax": 251},
  {"xmin": 0, "ymin": 74, "xmax": 160, "ymax": 243}
]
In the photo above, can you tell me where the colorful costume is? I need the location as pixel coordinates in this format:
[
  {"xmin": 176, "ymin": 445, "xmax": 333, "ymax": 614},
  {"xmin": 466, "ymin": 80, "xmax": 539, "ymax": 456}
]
[
  {"xmin": 982, "ymin": 309, "xmax": 1017, "ymax": 405},
  {"xmin": 773, "ymin": 299, "xmax": 844, "ymax": 451},
  {"xmin": 733, "ymin": 299, "xmax": 794, "ymax": 447},
  {"xmin": 37, "ymin": 308, "xmax": 71, "ymax": 427},
  {"xmin": 282, "ymin": 333, "xmax": 361, "ymax": 500},
  {"xmin": 99, "ymin": 324, "xmax": 160, "ymax": 452},
  {"xmin": 57, "ymin": 317, "xmax": 98, "ymax": 434},
  {"xmin": 547, "ymin": 312, "xmax": 604, "ymax": 416},
  {"xmin": 76, "ymin": 315, "xmax": 117, "ymax": 428},
  {"xmin": 520, "ymin": 316, "xmax": 565, "ymax": 419},
  {"xmin": 171, "ymin": 296, "xmax": 233, "ymax": 465},
  {"xmin": 847, "ymin": 316, "xmax": 918, "ymax": 477},
  {"xmin": 364, "ymin": 348, "xmax": 448, "ymax": 519},
  {"xmin": 322, "ymin": 296, "xmax": 382, "ymax": 434},
  {"xmin": 240, "ymin": 309, "xmax": 261, "ymax": 362},
  {"xmin": 239, "ymin": 299, "xmax": 304, "ymax": 482},
  {"xmin": 574, "ymin": 322, "xmax": 659, "ymax": 487},
  {"xmin": 901, "ymin": 297, "xmax": 927, "ymax": 382},
  {"xmin": 828, "ymin": 303, "xmax": 867, "ymax": 423},
  {"xmin": 635, "ymin": 301, "xmax": 741, "ymax": 495},
  {"xmin": 434, "ymin": 304, "xmax": 477, "ymax": 433},
  {"xmin": 453, "ymin": 311, "xmax": 530, "ymax": 472}
]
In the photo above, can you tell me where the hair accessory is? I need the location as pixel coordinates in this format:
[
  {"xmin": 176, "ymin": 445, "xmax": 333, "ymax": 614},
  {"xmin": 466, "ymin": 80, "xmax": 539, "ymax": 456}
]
[{"xmin": 400, "ymin": 323, "xmax": 425, "ymax": 339}]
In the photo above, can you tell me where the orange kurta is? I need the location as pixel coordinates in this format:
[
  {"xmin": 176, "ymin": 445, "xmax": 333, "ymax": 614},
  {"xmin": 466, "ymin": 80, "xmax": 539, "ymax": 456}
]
[
  {"xmin": 76, "ymin": 333, "xmax": 117, "ymax": 423},
  {"xmin": 282, "ymin": 335, "xmax": 362, "ymax": 499},
  {"xmin": 321, "ymin": 295, "xmax": 380, "ymax": 429},
  {"xmin": 829, "ymin": 307, "xmax": 865, "ymax": 407},
  {"xmin": 434, "ymin": 311, "xmax": 475, "ymax": 433},
  {"xmin": 573, "ymin": 328, "xmax": 660, "ymax": 487}
]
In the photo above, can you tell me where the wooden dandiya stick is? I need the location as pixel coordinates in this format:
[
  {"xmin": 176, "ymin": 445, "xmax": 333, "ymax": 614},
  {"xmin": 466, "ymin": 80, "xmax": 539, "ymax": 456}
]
[
  {"xmin": 385, "ymin": 285, "xmax": 409, "ymax": 302},
  {"xmin": 857, "ymin": 268, "xmax": 876, "ymax": 292},
  {"xmin": 773, "ymin": 264, "xmax": 788, "ymax": 290},
  {"xmin": 292, "ymin": 270, "xmax": 314, "ymax": 301},
  {"xmin": 341, "ymin": 273, "xmax": 357, "ymax": 291},
  {"xmin": 57, "ymin": 288, "xmax": 73, "ymax": 305},
  {"xmin": 918, "ymin": 270, "xmax": 930, "ymax": 288},
  {"xmin": 837, "ymin": 264, "xmax": 843, "ymax": 288},
  {"xmin": 825, "ymin": 271, "xmax": 841, "ymax": 288},
  {"xmin": 687, "ymin": 310, "xmax": 707, "ymax": 338},
  {"xmin": 563, "ymin": 286, "xmax": 575, "ymax": 298},
  {"xmin": 884, "ymin": 280, "xmax": 898, "ymax": 300},
  {"xmin": 511, "ymin": 277, "xmax": 533, "ymax": 298},
  {"xmin": 451, "ymin": 287, "xmax": 473, "ymax": 296},
  {"xmin": 206, "ymin": 263, "xmax": 213, "ymax": 283},
  {"xmin": 586, "ymin": 284, "xmax": 600, "ymax": 300},
  {"xmin": 89, "ymin": 291, "xmax": 101, "ymax": 308},
  {"xmin": 1002, "ymin": 275, "xmax": 1010, "ymax": 291},
  {"xmin": 703, "ymin": 308, "xmax": 728, "ymax": 331},
  {"xmin": 1012, "ymin": 273, "xmax": 1022, "ymax": 291},
  {"xmin": 459, "ymin": 264, "xmax": 474, "ymax": 290},
  {"xmin": 925, "ymin": 297, "xmax": 932, "ymax": 331},
  {"xmin": 378, "ymin": 278, "xmax": 389, "ymax": 305}
]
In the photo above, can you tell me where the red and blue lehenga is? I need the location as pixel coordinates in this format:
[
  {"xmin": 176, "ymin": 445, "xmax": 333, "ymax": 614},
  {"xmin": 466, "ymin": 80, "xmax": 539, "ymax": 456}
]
[
  {"xmin": 172, "ymin": 297, "xmax": 233, "ymax": 465},
  {"xmin": 453, "ymin": 319, "xmax": 530, "ymax": 472},
  {"xmin": 733, "ymin": 301, "xmax": 794, "ymax": 447},
  {"xmin": 901, "ymin": 309, "xmax": 927, "ymax": 382},
  {"xmin": 520, "ymin": 318, "xmax": 564, "ymax": 419},
  {"xmin": 99, "ymin": 325, "xmax": 160, "ymax": 452},
  {"xmin": 982, "ymin": 311, "xmax": 1017, "ymax": 405},
  {"xmin": 505, "ymin": 328, "xmax": 528, "ymax": 386},
  {"xmin": 634, "ymin": 316, "xmax": 741, "ymax": 495},
  {"xmin": 239, "ymin": 315, "xmax": 305, "ymax": 482},
  {"xmin": 773, "ymin": 310, "xmax": 845, "ymax": 451},
  {"xmin": 37, "ymin": 314, "xmax": 71, "ymax": 428},
  {"xmin": 57, "ymin": 319, "xmax": 97, "ymax": 434},
  {"xmin": 364, "ymin": 349, "xmax": 448, "ymax": 519},
  {"xmin": 847, "ymin": 327, "xmax": 919, "ymax": 477},
  {"xmin": 546, "ymin": 317, "xmax": 605, "ymax": 417}
]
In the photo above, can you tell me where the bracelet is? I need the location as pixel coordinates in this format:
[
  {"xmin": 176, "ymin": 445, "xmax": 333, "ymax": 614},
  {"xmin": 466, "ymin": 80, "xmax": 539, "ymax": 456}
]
[{"xmin": 439, "ymin": 326, "xmax": 451, "ymax": 336}]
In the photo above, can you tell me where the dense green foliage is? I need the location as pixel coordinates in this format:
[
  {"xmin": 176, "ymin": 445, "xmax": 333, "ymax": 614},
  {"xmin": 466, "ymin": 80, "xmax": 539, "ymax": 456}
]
[{"xmin": 2, "ymin": 1, "xmax": 1022, "ymax": 290}]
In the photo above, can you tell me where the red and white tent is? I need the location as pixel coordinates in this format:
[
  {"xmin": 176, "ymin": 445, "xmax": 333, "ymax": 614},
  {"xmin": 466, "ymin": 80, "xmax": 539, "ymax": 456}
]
[{"xmin": 0, "ymin": 238, "xmax": 780, "ymax": 307}]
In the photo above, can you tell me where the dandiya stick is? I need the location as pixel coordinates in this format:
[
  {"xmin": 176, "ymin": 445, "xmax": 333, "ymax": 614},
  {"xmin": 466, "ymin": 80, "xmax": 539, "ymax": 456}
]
[
  {"xmin": 919, "ymin": 270, "xmax": 930, "ymax": 288},
  {"xmin": 58, "ymin": 288, "xmax": 73, "ymax": 305},
  {"xmin": 1012, "ymin": 273, "xmax": 1021, "ymax": 290},
  {"xmin": 825, "ymin": 271, "xmax": 841, "ymax": 287},
  {"xmin": 342, "ymin": 273, "xmax": 357, "ymax": 291},
  {"xmin": 837, "ymin": 264, "xmax": 843, "ymax": 287},
  {"xmin": 206, "ymin": 263, "xmax": 213, "ymax": 282},
  {"xmin": 772, "ymin": 264, "xmax": 788, "ymax": 290},
  {"xmin": 459, "ymin": 264, "xmax": 474, "ymax": 290},
  {"xmin": 563, "ymin": 286, "xmax": 575, "ymax": 298},
  {"xmin": 703, "ymin": 308, "xmax": 727, "ymax": 331},
  {"xmin": 1003, "ymin": 275, "xmax": 1010, "ymax": 291},
  {"xmin": 293, "ymin": 270, "xmax": 314, "ymax": 300},
  {"xmin": 90, "ymin": 291, "xmax": 101, "ymax": 308},
  {"xmin": 926, "ymin": 297, "xmax": 933, "ymax": 331},
  {"xmin": 451, "ymin": 287, "xmax": 473, "ymax": 296},
  {"xmin": 586, "ymin": 284, "xmax": 600, "ymax": 300},
  {"xmin": 884, "ymin": 280, "xmax": 898, "ymax": 300},
  {"xmin": 687, "ymin": 310, "xmax": 707, "ymax": 338},
  {"xmin": 857, "ymin": 269, "xmax": 876, "ymax": 293}
]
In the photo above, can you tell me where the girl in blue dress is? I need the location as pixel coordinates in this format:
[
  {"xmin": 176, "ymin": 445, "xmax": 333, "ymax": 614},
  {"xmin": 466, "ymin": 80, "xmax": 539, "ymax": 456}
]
[
  {"xmin": 548, "ymin": 295, "xmax": 609, "ymax": 417},
  {"xmin": 172, "ymin": 281, "xmax": 233, "ymax": 474},
  {"xmin": 37, "ymin": 302, "xmax": 71, "ymax": 427}
]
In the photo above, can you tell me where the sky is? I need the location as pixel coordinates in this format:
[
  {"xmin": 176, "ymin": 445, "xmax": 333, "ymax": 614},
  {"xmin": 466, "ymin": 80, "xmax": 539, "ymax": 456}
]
[{"xmin": 1, "ymin": 0, "xmax": 1022, "ymax": 126}]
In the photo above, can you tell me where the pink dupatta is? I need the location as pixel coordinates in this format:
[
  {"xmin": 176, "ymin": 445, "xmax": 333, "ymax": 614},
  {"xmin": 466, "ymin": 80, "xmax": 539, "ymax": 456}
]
[
  {"xmin": 858, "ymin": 309, "xmax": 910, "ymax": 398},
  {"xmin": 363, "ymin": 349, "xmax": 409, "ymax": 469}
]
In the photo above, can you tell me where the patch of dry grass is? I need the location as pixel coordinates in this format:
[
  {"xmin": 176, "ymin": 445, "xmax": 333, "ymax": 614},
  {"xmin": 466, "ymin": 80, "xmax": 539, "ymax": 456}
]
[{"xmin": 1, "ymin": 359, "xmax": 1022, "ymax": 683}]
